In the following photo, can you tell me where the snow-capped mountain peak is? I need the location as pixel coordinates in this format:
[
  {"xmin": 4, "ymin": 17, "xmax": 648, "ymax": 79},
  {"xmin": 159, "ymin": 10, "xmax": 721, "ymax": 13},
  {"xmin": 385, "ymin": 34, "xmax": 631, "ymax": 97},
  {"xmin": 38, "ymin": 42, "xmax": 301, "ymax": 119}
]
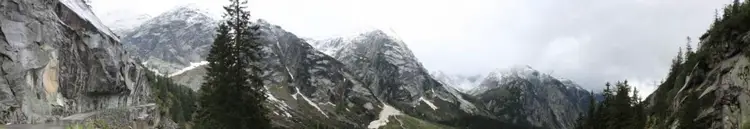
[
  {"xmin": 96, "ymin": 10, "xmax": 152, "ymax": 36},
  {"xmin": 121, "ymin": 5, "xmax": 218, "ymax": 73},
  {"xmin": 496, "ymin": 65, "xmax": 540, "ymax": 78},
  {"xmin": 309, "ymin": 29, "xmax": 409, "ymax": 56},
  {"xmin": 469, "ymin": 65, "xmax": 587, "ymax": 95},
  {"xmin": 146, "ymin": 4, "xmax": 216, "ymax": 27}
]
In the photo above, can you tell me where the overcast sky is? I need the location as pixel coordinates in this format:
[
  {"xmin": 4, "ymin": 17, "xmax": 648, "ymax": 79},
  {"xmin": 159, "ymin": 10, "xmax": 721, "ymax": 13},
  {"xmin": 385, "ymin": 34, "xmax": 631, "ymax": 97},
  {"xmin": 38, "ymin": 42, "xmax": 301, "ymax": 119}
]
[{"xmin": 91, "ymin": 0, "xmax": 732, "ymax": 97}]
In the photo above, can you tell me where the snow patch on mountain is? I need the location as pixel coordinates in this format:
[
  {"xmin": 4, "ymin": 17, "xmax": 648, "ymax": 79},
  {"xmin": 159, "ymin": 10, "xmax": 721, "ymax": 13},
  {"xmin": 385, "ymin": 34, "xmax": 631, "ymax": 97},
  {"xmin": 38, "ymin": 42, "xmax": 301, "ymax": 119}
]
[
  {"xmin": 285, "ymin": 67, "xmax": 295, "ymax": 80},
  {"xmin": 354, "ymin": 27, "xmax": 404, "ymax": 43},
  {"xmin": 469, "ymin": 65, "xmax": 587, "ymax": 95},
  {"xmin": 308, "ymin": 38, "xmax": 346, "ymax": 56},
  {"xmin": 419, "ymin": 97, "xmax": 438, "ymax": 110},
  {"xmin": 168, "ymin": 61, "xmax": 208, "ymax": 77},
  {"xmin": 164, "ymin": 4, "xmax": 216, "ymax": 25},
  {"xmin": 367, "ymin": 104, "xmax": 402, "ymax": 129},
  {"xmin": 59, "ymin": 0, "xmax": 118, "ymax": 41},
  {"xmin": 142, "ymin": 62, "xmax": 166, "ymax": 76},
  {"xmin": 294, "ymin": 87, "xmax": 328, "ymax": 118},
  {"xmin": 443, "ymin": 86, "xmax": 479, "ymax": 113},
  {"xmin": 308, "ymin": 29, "xmax": 411, "ymax": 59},
  {"xmin": 265, "ymin": 88, "xmax": 293, "ymax": 118},
  {"xmin": 493, "ymin": 65, "xmax": 540, "ymax": 80}
]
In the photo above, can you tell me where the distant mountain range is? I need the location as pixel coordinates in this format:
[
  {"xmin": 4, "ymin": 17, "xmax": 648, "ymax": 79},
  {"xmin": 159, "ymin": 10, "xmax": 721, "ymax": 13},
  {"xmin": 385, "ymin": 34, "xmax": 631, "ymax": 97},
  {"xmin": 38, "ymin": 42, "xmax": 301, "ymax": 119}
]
[{"xmin": 110, "ymin": 5, "xmax": 596, "ymax": 129}]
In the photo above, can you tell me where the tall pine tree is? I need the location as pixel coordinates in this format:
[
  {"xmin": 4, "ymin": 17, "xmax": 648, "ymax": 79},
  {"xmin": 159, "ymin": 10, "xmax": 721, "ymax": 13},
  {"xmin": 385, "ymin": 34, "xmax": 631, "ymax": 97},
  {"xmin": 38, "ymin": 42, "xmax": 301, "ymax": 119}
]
[
  {"xmin": 194, "ymin": 21, "xmax": 232, "ymax": 129},
  {"xmin": 194, "ymin": 0, "xmax": 270, "ymax": 128}
]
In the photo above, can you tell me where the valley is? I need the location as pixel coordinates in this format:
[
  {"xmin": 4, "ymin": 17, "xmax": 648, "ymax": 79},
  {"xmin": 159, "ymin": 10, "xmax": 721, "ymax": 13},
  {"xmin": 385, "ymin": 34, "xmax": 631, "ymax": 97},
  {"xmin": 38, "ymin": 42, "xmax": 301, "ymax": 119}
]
[{"xmin": 1, "ymin": 0, "xmax": 748, "ymax": 129}]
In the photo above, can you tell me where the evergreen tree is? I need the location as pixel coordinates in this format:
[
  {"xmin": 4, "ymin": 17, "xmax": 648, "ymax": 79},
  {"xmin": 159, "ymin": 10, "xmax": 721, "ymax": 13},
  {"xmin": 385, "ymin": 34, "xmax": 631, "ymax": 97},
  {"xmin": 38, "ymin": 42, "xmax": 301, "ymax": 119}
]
[
  {"xmin": 631, "ymin": 87, "xmax": 640, "ymax": 104},
  {"xmin": 145, "ymin": 71, "xmax": 198, "ymax": 128},
  {"xmin": 632, "ymin": 88, "xmax": 646, "ymax": 129},
  {"xmin": 685, "ymin": 36, "xmax": 694, "ymax": 56},
  {"xmin": 193, "ymin": 0, "xmax": 270, "ymax": 128},
  {"xmin": 226, "ymin": 0, "xmax": 271, "ymax": 127},
  {"xmin": 577, "ymin": 92, "xmax": 597, "ymax": 129},
  {"xmin": 734, "ymin": 0, "xmax": 741, "ymax": 13},
  {"xmin": 194, "ymin": 22, "xmax": 233, "ymax": 129},
  {"xmin": 603, "ymin": 82, "xmax": 613, "ymax": 101},
  {"xmin": 575, "ymin": 113, "xmax": 586, "ymax": 129},
  {"xmin": 678, "ymin": 94, "xmax": 700, "ymax": 129},
  {"xmin": 676, "ymin": 47, "xmax": 684, "ymax": 65},
  {"xmin": 612, "ymin": 81, "xmax": 631, "ymax": 128},
  {"xmin": 575, "ymin": 81, "xmax": 646, "ymax": 129}
]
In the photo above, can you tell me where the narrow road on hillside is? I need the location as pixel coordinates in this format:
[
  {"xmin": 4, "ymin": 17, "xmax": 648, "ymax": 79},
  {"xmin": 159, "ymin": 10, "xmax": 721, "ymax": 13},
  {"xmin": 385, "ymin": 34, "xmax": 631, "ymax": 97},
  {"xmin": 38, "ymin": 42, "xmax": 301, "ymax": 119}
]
[{"xmin": 60, "ymin": 103, "xmax": 156, "ymax": 121}]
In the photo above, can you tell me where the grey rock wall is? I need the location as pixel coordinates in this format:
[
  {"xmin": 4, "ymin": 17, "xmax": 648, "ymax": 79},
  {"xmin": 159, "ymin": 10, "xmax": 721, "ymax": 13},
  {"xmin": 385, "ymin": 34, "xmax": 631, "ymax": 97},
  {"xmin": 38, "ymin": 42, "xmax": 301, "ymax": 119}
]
[{"xmin": 0, "ymin": 0, "xmax": 160, "ymax": 127}]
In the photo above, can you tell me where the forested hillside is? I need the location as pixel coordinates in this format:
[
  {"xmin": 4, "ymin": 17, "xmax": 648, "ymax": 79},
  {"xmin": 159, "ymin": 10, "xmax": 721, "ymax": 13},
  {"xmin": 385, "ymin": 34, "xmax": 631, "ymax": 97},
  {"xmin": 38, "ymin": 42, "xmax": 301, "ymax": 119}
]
[{"xmin": 578, "ymin": 0, "xmax": 750, "ymax": 129}]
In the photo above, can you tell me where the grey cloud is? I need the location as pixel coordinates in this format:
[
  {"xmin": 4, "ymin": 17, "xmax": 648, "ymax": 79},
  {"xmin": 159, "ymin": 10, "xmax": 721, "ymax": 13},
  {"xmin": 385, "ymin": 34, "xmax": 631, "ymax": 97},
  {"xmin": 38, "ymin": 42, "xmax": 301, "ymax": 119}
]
[
  {"xmin": 91, "ymin": 0, "xmax": 732, "ymax": 95},
  {"xmin": 412, "ymin": 0, "xmax": 729, "ymax": 93}
]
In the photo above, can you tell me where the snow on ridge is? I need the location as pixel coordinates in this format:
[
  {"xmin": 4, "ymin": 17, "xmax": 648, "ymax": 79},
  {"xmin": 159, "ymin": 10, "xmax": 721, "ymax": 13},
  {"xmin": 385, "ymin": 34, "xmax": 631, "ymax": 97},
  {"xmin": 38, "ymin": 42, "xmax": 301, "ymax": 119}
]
[
  {"xmin": 59, "ymin": 0, "xmax": 119, "ymax": 41},
  {"xmin": 560, "ymin": 78, "xmax": 586, "ymax": 91},
  {"xmin": 352, "ymin": 26, "xmax": 403, "ymax": 42},
  {"xmin": 265, "ymin": 87, "xmax": 293, "ymax": 118},
  {"xmin": 294, "ymin": 87, "xmax": 328, "ymax": 118},
  {"xmin": 285, "ymin": 66, "xmax": 295, "ymax": 80},
  {"xmin": 484, "ymin": 65, "xmax": 542, "ymax": 83},
  {"xmin": 141, "ymin": 61, "xmax": 166, "ymax": 76},
  {"xmin": 443, "ymin": 86, "xmax": 478, "ymax": 113},
  {"xmin": 168, "ymin": 61, "xmax": 209, "ymax": 77},
  {"xmin": 308, "ymin": 38, "xmax": 347, "ymax": 56},
  {"xmin": 367, "ymin": 104, "xmax": 402, "ymax": 129},
  {"xmin": 418, "ymin": 97, "xmax": 439, "ymax": 110},
  {"xmin": 135, "ymin": 3, "xmax": 217, "ymax": 34},
  {"xmin": 170, "ymin": 3, "xmax": 221, "ymax": 20}
]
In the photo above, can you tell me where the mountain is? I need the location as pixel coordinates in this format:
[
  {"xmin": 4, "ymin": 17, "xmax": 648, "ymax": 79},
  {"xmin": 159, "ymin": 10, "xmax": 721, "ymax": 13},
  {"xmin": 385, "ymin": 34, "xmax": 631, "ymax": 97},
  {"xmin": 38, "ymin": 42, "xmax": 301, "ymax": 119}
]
[
  {"xmin": 308, "ymin": 30, "xmax": 501, "ymax": 122},
  {"xmin": 121, "ymin": 5, "xmax": 594, "ymax": 128},
  {"xmin": 467, "ymin": 65, "xmax": 592, "ymax": 129},
  {"xmin": 642, "ymin": 2, "xmax": 750, "ymax": 128},
  {"xmin": 0, "ymin": 0, "xmax": 167, "ymax": 127},
  {"xmin": 120, "ymin": 4, "xmax": 217, "ymax": 73},
  {"xmin": 431, "ymin": 71, "xmax": 484, "ymax": 92},
  {"xmin": 162, "ymin": 19, "xmax": 451, "ymax": 128}
]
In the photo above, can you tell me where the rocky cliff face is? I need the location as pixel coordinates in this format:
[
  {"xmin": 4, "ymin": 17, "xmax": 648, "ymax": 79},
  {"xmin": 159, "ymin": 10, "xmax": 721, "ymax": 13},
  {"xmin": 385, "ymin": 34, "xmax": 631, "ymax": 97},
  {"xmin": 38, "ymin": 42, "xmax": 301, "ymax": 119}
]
[
  {"xmin": 0, "ymin": 0, "xmax": 160, "ymax": 127},
  {"xmin": 644, "ymin": 27, "xmax": 750, "ymax": 129},
  {"xmin": 467, "ymin": 66, "xmax": 592, "ymax": 129},
  {"xmin": 254, "ymin": 20, "xmax": 386, "ymax": 128},
  {"xmin": 120, "ymin": 4, "xmax": 216, "ymax": 73}
]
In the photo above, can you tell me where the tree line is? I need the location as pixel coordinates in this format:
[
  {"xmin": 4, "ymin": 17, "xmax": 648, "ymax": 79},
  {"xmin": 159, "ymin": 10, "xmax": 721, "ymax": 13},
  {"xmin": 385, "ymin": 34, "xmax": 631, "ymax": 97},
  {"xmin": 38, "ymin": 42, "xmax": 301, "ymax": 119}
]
[
  {"xmin": 581, "ymin": 0, "xmax": 750, "ymax": 128},
  {"xmin": 575, "ymin": 81, "xmax": 647, "ymax": 129}
]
